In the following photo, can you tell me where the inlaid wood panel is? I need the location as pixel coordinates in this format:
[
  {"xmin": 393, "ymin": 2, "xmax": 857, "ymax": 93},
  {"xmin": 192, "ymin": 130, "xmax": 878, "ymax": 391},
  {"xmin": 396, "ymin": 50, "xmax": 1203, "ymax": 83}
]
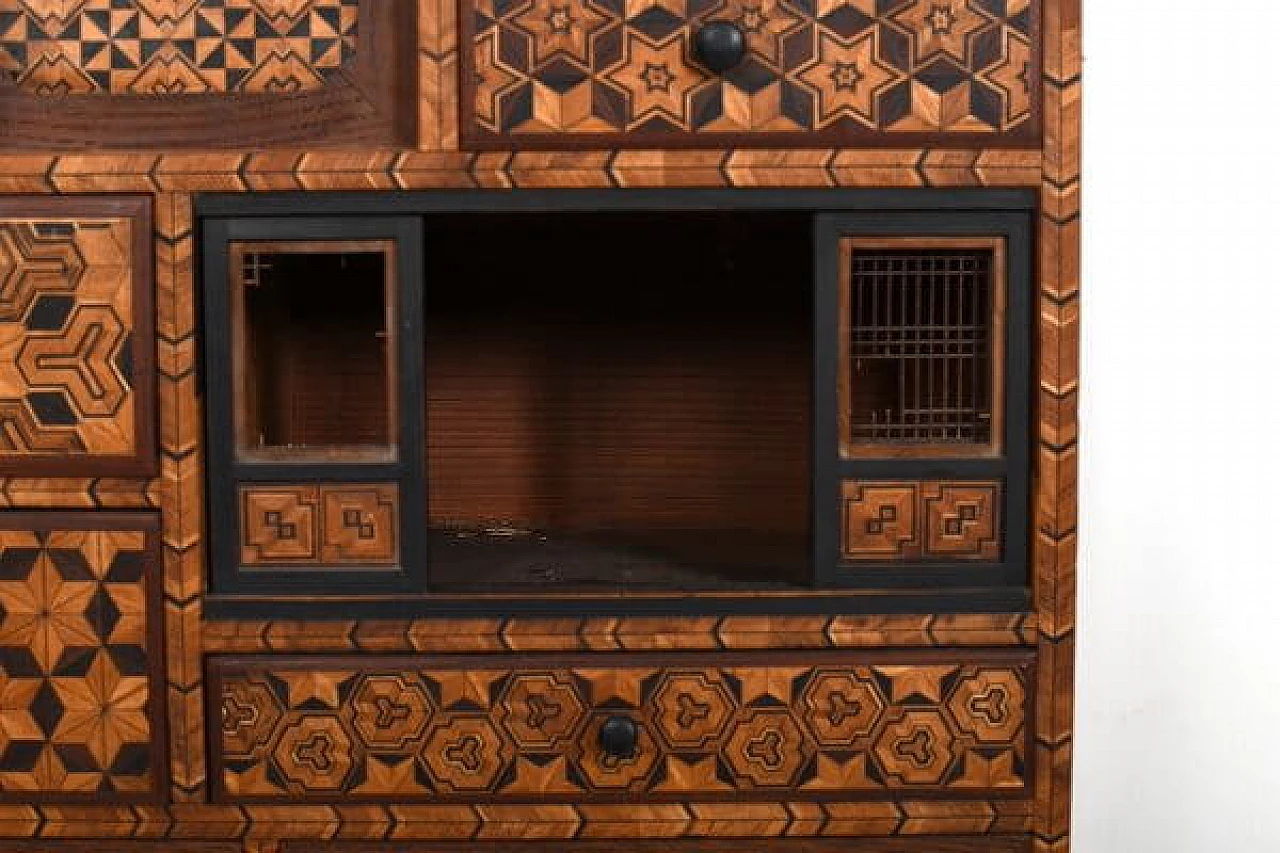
[
  {"xmin": 210, "ymin": 652, "xmax": 1031, "ymax": 801},
  {"xmin": 1, "ymin": 0, "xmax": 359, "ymax": 95},
  {"xmin": 0, "ymin": 196, "xmax": 154, "ymax": 477},
  {"xmin": 464, "ymin": 0, "xmax": 1040, "ymax": 148},
  {"xmin": 239, "ymin": 483, "xmax": 398, "ymax": 568},
  {"xmin": 0, "ymin": 512, "xmax": 165, "ymax": 802},
  {"xmin": 0, "ymin": 1, "xmax": 414, "ymax": 147},
  {"xmin": 841, "ymin": 480, "xmax": 1000, "ymax": 562}
]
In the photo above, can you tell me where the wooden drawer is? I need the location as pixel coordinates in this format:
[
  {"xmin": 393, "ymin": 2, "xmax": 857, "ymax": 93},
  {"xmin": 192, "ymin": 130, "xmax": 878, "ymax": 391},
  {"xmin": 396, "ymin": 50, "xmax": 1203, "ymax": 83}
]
[
  {"xmin": 209, "ymin": 650, "xmax": 1032, "ymax": 802},
  {"xmin": 463, "ymin": 0, "xmax": 1041, "ymax": 148},
  {"xmin": 0, "ymin": 0, "xmax": 414, "ymax": 148},
  {"xmin": 840, "ymin": 480, "xmax": 1002, "ymax": 562},
  {"xmin": 0, "ymin": 512, "xmax": 166, "ymax": 802},
  {"xmin": 0, "ymin": 196, "xmax": 155, "ymax": 477}
]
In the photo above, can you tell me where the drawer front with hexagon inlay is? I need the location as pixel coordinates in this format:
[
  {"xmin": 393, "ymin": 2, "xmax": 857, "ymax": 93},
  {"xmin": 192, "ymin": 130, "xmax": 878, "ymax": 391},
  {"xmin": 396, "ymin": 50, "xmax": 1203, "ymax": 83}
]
[
  {"xmin": 208, "ymin": 651, "xmax": 1032, "ymax": 802},
  {"xmin": 0, "ymin": 196, "xmax": 154, "ymax": 477}
]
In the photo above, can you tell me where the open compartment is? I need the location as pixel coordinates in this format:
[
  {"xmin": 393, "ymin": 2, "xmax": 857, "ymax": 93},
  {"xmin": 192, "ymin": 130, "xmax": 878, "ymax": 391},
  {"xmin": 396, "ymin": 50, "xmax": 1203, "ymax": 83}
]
[
  {"xmin": 421, "ymin": 210, "xmax": 813, "ymax": 590},
  {"xmin": 230, "ymin": 241, "xmax": 397, "ymax": 463}
]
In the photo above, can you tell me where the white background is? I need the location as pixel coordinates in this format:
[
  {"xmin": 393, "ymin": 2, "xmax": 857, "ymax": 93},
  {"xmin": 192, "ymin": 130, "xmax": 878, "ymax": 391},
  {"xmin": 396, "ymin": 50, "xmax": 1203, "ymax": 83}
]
[{"xmin": 1076, "ymin": 2, "xmax": 1280, "ymax": 850}]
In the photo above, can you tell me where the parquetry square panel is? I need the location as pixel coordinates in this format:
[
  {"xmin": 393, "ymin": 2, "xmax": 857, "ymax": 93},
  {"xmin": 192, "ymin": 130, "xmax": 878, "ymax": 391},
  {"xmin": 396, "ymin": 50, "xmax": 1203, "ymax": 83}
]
[
  {"xmin": 0, "ymin": 512, "xmax": 165, "ymax": 801},
  {"xmin": 0, "ymin": 196, "xmax": 155, "ymax": 477}
]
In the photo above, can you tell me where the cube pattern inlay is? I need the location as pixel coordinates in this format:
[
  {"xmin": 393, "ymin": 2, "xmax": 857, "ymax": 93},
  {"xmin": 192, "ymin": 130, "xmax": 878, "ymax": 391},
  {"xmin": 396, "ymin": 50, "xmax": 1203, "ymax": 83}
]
[
  {"xmin": 466, "ymin": 0, "xmax": 1038, "ymax": 144},
  {"xmin": 0, "ymin": 522, "xmax": 161, "ymax": 799}
]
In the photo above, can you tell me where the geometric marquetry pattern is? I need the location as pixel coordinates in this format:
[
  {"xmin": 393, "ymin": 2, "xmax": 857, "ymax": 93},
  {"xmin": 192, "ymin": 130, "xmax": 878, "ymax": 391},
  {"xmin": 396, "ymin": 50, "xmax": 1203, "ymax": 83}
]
[
  {"xmin": 212, "ymin": 656, "xmax": 1030, "ymax": 800},
  {"xmin": 922, "ymin": 481, "xmax": 1000, "ymax": 559},
  {"xmin": 468, "ymin": 0, "xmax": 1037, "ymax": 144},
  {"xmin": 0, "ymin": 524, "xmax": 159, "ymax": 799},
  {"xmin": 239, "ymin": 483, "xmax": 398, "ymax": 567},
  {"xmin": 0, "ymin": 0, "xmax": 357, "ymax": 95},
  {"xmin": 0, "ymin": 219, "xmax": 135, "ymax": 461},
  {"xmin": 0, "ymin": 0, "xmax": 1077, "ymax": 838},
  {"xmin": 841, "ymin": 480, "xmax": 1000, "ymax": 561}
]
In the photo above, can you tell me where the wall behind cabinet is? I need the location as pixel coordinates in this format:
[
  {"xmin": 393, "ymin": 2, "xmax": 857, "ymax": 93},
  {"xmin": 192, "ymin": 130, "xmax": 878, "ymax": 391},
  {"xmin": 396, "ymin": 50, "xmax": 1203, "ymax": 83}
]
[{"xmin": 1076, "ymin": 3, "xmax": 1280, "ymax": 851}]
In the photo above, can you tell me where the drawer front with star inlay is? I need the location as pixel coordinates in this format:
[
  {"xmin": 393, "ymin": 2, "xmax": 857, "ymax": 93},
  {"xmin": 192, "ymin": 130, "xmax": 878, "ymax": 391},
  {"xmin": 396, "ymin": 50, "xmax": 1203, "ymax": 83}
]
[
  {"xmin": 209, "ymin": 651, "xmax": 1032, "ymax": 802},
  {"xmin": 0, "ymin": 512, "xmax": 166, "ymax": 802},
  {"xmin": 463, "ymin": 0, "xmax": 1040, "ymax": 148},
  {"xmin": 0, "ymin": 196, "xmax": 155, "ymax": 477}
]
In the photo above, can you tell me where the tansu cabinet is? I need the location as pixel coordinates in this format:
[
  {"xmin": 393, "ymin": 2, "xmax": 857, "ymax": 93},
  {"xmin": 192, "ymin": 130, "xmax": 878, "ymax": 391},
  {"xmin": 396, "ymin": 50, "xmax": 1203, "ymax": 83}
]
[{"xmin": 0, "ymin": 1, "xmax": 1080, "ymax": 852}]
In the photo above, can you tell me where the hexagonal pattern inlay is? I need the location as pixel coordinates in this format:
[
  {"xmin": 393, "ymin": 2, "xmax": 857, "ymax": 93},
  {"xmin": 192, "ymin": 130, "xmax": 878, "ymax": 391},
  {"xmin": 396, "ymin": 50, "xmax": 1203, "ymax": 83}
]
[
  {"xmin": 946, "ymin": 668, "xmax": 1026, "ymax": 744},
  {"xmin": 652, "ymin": 671, "xmax": 735, "ymax": 750},
  {"xmin": 347, "ymin": 673, "xmax": 434, "ymax": 751},
  {"xmin": 211, "ymin": 656, "xmax": 1031, "ymax": 800},
  {"xmin": 221, "ymin": 676, "xmax": 285, "ymax": 758},
  {"xmin": 873, "ymin": 709, "xmax": 957, "ymax": 786},
  {"xmin": 0, "ymin": 211, "xmax": 149, "ymax": 468},
  {"xmin": 422, "ymin": 716, "xmax": 512, "ymax": 792},
  {"xmin": 272, "ymin": 714, "xmax": 357, "ymax": 793},
  {"xmin": 724, "ymin": 708, "xmax": 811, "ymax": 787},
  {"xmin": 498, "ymin": 672, "xmax": 587, "ymax": 750},
  {"xmin": 801, "ymin": 670, "xmax": 886, "ymax": 747}
]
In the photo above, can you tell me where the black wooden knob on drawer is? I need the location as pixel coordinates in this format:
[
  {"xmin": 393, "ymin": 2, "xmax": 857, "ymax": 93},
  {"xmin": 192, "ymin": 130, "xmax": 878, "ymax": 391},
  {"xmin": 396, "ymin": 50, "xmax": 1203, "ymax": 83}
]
[
  {"xmin": 598, "ymin": 715, "xmax": 639, "ymax": 758},
  {"xmin": 693, "ymin": 21, "xmax": 746, "ymax": 73}
]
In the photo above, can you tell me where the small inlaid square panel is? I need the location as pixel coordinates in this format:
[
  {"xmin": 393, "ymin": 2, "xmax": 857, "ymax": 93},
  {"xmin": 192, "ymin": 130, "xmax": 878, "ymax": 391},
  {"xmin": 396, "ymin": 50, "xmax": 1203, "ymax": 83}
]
[
  {"xmin": 0, "ymin": 2, "xmax": 412, "ymax": 147},
  {"xmin": 0, "ymin": 197, "xmax": 154, "ymax": 477},
  {"xmin": 0, "ymin": 512, "xmax": 165, "ymax": 801},
  {"xmin": 240, "ymin": 483, "xmax": 399, "ymax": 568},
  {"xmin": 841, "ymin": 479, "xmax": 1000, "ymax": 562},
  {"xmin": 464, "ymin": 0, "xmax": 1040, "ymax": 147},
  {"xmin": 0, "ymin": 0, "xmax": 359, "ymax": 96}
]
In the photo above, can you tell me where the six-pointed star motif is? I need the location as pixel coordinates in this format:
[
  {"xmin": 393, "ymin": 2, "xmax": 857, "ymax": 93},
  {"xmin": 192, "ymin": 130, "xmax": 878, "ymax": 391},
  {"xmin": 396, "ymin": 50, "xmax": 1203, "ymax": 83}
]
[
  {"xmin": 892, "ymin": 0, "xmax": 991, "ymax": 63},
  {"xmin": 512, "ymin": 0, "xmax": 608, "ymax": 65},
  {"xmin": 606, "ymin": 31, "xmax": 707, "ymax": 126},
  {"xmin": 798, "ymin": 29, "xmax": 896, "ymax": 126}
]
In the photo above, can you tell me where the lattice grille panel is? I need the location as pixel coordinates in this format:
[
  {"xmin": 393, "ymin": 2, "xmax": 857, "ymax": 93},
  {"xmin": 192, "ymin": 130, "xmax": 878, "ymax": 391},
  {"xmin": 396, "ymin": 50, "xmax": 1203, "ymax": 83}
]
[{"xmin": 846, "ymin": 246, "xmax": 998, "ymax": 449}]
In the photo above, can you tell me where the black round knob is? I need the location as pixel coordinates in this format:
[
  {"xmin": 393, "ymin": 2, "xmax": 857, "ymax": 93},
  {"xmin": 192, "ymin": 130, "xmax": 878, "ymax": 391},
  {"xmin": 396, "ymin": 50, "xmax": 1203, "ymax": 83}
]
[
  {"xmin": 693, "ymin": 21, "xmax": 746, "ymax": 74},
  {"xmin": 598, "ymin": 715, "xmax": 639, "ymax": 758}
]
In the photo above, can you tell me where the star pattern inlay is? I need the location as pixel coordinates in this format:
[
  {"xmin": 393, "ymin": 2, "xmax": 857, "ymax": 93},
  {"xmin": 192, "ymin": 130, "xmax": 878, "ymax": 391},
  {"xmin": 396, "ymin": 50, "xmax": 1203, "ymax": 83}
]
[
  {"xmin": 892, "ymin": 0, "xmax": 991, "ymax": 63},
  {"xmin": 512, "ymin": 0, "xmax": 609, "ymax": 64},
  {"xmin": 0, "ymin": 544, "xmax": 99, "ymax": 673},
  {"xmin": 722, "ymin": 0, "xmax": 803, "ymax": 66},
  {"xmin": 606, "ymin": 31, "xmax": 707, "ymax": 126},
  {"xmin": 0, "ymin": 524, "xmax": 158, "ymax": 798},
  {"xmin": 798, "ymin": 30, "xmax": 896, "ymax": 126},
  {"xmin": 52, "ymin": 652, "xmax": 150, "ymax": 769},
  {"xmin": 469, "ymin": 0, "xmax": 1035, "ymax": 138}
]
